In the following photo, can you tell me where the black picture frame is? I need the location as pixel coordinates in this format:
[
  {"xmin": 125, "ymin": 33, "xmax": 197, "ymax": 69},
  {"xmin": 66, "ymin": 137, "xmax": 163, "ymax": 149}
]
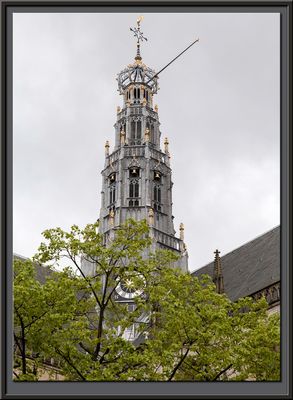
[{"xmin": 1, "ymin": 1, "xmax": 291, "ymax": 398}]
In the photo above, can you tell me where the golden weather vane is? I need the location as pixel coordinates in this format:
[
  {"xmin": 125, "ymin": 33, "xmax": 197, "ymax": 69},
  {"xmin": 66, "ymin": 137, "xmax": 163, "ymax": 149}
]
[{"xmin": 130, "ymin": 16, "xmax": 148, "ymax": 60}]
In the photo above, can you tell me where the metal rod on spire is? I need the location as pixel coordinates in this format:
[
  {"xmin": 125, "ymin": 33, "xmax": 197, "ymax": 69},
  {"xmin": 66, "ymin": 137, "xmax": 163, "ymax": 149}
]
[{"xmin": 146, "ymin": 38, "xmax": 199, "ymax": 84}]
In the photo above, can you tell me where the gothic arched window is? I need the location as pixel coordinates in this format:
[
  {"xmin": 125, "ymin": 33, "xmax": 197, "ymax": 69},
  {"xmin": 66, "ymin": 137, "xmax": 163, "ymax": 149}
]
[
  {"xmin": 154, "ymin": 171, "xmax": 161, "ymax": 182},
  {"xmin": 129, "ymin": 168, "xmax": 140, "ymax": 207},
  {"xmin": 130, "ymin": 180, "xmax": 139, "ymax": 198},
  {"xmin": 137, "ymin": 121, "xmax": 141, "ymax": 139},
  {"xmin": 109, "ymin": 173, "xmax": 116, "ymax": 206},
  {"xmin": 153, "ymin": 181, "xmax": 162, "ymax": 212},
  {"xmin": 110, "ymin": 186, "xmax": 116, "ymax": 204},
  {"xmin": 129, "ymin": 167, "xmax": 139, "ymax": 178},
  {"xmin": 130, "ymin": 119, "xmax": 142, "ymax": 145},
  {"xmin": 131, "ymin": 121, "xmax": 136, "ymax": 141}
]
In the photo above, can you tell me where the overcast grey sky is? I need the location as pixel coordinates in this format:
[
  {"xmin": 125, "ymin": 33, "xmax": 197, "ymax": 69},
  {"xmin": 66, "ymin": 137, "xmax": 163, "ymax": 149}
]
[{"xmin": 13, "ymin": 12, "xmax": 280, "ymax": 272}]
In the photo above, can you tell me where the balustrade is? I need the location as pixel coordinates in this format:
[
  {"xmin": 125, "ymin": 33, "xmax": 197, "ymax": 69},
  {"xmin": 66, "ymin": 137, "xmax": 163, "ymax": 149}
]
[{"xmin": 153, "ymin": 228, "xmax": 181, "ymax": 251}]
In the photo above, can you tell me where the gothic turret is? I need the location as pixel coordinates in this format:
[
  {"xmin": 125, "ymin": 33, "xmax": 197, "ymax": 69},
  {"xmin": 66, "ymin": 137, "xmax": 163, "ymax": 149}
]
[
  {"xmin": 213, "ymin": 249, "xmax": 225, "ymax": 294},
  {"xmin": 99, "ymin": 17, "xmax": 188, "ymax": 272}
]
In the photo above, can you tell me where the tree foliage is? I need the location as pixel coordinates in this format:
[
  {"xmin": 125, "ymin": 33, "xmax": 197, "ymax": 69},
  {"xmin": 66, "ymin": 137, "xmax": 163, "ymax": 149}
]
[{"xmin": 13, "ymin": 219, "xmax": 280, "ymax": 381}]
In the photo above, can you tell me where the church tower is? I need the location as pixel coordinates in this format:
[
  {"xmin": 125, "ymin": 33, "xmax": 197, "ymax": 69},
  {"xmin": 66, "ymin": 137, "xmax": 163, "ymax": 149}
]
[{"xmin": 98, "ymin": 17, "xmax": 188, "ymax": 273}]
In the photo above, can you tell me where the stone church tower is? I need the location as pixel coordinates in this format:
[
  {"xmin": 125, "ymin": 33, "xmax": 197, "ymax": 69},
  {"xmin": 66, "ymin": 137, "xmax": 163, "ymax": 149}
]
[{"xmin": 98, "ymin": 18, "xmax": 188, "ymax": 274}]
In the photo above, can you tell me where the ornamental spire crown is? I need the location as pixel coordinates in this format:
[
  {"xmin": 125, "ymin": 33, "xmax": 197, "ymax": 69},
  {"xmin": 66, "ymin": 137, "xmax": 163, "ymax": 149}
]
[{"xmin": 117, "ymin": 16, "xmax": 159, "ymax": 96}]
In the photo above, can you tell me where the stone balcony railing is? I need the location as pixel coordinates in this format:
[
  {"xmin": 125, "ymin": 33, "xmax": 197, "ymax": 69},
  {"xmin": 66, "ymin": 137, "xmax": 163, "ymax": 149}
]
[
  {"xmin": 123, "ymin": 145, "xmax": 145, "ymax": 157},
  {"xmin": 153, "ymin": 228, "xmax": 181, "ymax": 252},
  {"xmin": 150, "ymin": 148, "xmax": 168, "ymax": 164},
  {"xmin": 106, "ymin": 145, "xmax": 169, "ymax": 165},
  {"xmin": 108, "ymin": 149, "xmax": 120, "ymax": 164},
  {"xmin": 117, "ymin": 106, "xmax": 158, "ymax": 119}
]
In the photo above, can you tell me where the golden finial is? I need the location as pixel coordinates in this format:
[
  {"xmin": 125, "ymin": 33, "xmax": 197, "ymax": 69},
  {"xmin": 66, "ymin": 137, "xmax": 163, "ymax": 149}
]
[
  {"xmin": 142, "ymin": 98, "xmax": 147, "ymax": 106},
  {"xmin": 117, "ymin": 106, "xmax": 121, "ymax": 114},
  {"xmin": 120, "ymin": 129, "xmax": 126, "ymax": 145},
  {"xmin": 137, "ymin": 15, "xmax": 144, "ymax": 24},
  {"xmin": 164, "ymin": 137, "xmax": 169, "ymax": 154},
  {"xmin": 105, "ymin": 140, "xmax": 110, "ymax": 156},
  {"xmin": 109, "ymin": 209, "xmax": 115, "ymax": 226},
  {"xmin": 154, "ymin": 104, "xmax": 158, "ymax": 113},
  {"xmin": 144, "ymin": 127, "xmax": 150, "ymax": 142},
  {"xmin": 148, "ymin": 208, "xmax": 154, "ymax": 225},
  {"xmin": 149, "ymin": 92, "xmax": 153, "ymax": 106},
  {"xmin": 179, "ymin": 223, "xmax": 184, "ymax": 241}
]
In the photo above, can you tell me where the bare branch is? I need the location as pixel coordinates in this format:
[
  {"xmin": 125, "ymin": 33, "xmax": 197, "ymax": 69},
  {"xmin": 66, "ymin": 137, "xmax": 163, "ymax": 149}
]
[
  {"xmin": 54, "ymin": 347, "xmax": 86, "ymax": 381},
  {"xmin": 212, "ymin": 363, "xmax": 233, "ymax": 381},
  {"xmin": 13, "ymin": 371, "xmax": 20, "ymax": 379},
  {"xmin": 78, "ymin": 342, "xmax": 93, "ymax": 356},
  {"xmin": 65, "ymin": 248, "xmax": 102, "ymax": 309},
  {"xmin": 168, "ymin": 348, "xmax": 190, "ymax": 381}
]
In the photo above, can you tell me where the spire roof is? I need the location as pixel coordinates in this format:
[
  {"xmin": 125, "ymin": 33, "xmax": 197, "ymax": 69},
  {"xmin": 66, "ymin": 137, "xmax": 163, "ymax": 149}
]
[{"xmin": 116, "ymin": 17, "xmax": 159, "ymax": 94}]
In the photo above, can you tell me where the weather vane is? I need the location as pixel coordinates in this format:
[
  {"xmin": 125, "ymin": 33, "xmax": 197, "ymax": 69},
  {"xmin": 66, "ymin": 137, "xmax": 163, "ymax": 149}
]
[{"xmin": 130, "ymin": 16, "xmax": 147, "ymax": 60}]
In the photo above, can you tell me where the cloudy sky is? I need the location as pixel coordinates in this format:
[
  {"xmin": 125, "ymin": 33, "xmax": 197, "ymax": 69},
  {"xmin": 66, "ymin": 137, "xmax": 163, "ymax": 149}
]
[{"xmin": 13, "ymin": 12, "xmax": 280, "ymax": 272}]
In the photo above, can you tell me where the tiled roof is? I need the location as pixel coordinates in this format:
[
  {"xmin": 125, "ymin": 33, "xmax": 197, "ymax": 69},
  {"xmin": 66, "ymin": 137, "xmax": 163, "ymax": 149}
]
[
  {"xmin": 13, "ymin": 253, "xmax": 53, "ymax": 284},
  {"xmin": 192, "ymin": 226, "xmax": 280, "ymax": 301}
]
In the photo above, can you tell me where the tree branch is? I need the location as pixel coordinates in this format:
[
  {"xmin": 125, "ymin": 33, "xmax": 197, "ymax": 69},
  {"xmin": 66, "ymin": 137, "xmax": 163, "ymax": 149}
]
[
  {"xmin": 14, "ymin": 306, "xmax": 27, "ymax": 375},
  {"xmin": 66, "ymin": 249, "xmax": 102, "ymax": 309},
  {"xmin": 24, "ymin": 309, "xmax": 50, "ymax": 330},
  {"xmin": 168, "ymin": 348, "xmax": 190, "ymax": 381},
  {"xmin": 78, "ymin": 342, "xmax": 93, "ymax": 356},
  {"xmin": 99, "ymin": 348, "xmax": 110, "ymax": 364},
  {"xmin": 54, "ymin": 347, "xmax": 86, "ymax": 381},
  {"xmin": 212, "ymin": 363, "xmax": 233, "ymax": 381},
  {"xmin": 13, "ymin": 333, "xmax": 23, "ymax": 355},
  {"xmin": 13, "ymin": 371, "xmax": 20, "ymax": 379}
]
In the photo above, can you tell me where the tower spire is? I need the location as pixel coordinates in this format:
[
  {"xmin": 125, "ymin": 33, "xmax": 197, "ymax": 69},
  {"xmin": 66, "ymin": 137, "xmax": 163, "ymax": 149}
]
[
  {"xmin": 100, "ymin": 19, "xmax": 188, "ymax": 277},
  {"xmin": 130, "ymin": 16, "xmax": 147, "ymax": 62}
]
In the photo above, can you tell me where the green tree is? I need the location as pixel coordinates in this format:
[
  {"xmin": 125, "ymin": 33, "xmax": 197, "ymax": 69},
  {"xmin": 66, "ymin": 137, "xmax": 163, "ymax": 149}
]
[
  {"xmin": 13, "ymin": 258, "xmax": 87, "ymax": 380},
  {"xmin": 131, "ymin": 266, "xmax": 280, "ymax": 381},
  {"xmin": 14, "ymin": 219, "xmax": 280, "ymax": 381}
]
